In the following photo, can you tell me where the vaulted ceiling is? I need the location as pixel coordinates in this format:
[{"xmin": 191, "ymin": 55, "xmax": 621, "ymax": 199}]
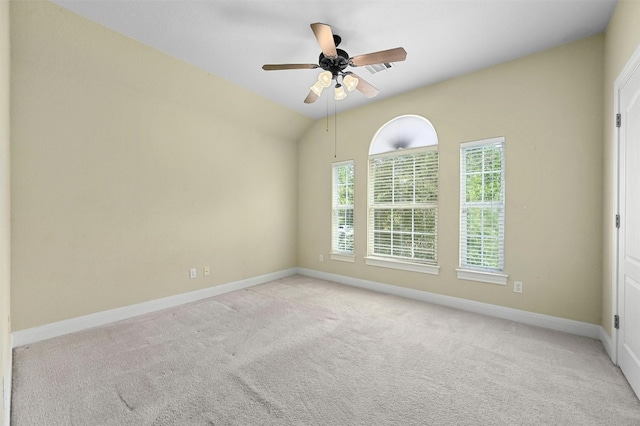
[{"xmin": 51, "ymin": 0, "xmax": 617, "ymax": 119}]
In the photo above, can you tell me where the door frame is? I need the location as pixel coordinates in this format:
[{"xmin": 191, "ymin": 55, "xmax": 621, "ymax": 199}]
[{"xmin": 612, "ymin": 42, "xmax": 640, "ymax": 365}]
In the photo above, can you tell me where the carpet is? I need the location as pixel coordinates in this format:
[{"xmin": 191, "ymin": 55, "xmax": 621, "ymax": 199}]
[{"xmin": 11, "ymin": 275, "xmax": 640, "ymax": 425}]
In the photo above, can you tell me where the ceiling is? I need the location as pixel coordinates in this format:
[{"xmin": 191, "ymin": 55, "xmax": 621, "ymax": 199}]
[{"xmin": 50, "ymin": 0, "xmax": 617, "ymax": 120}]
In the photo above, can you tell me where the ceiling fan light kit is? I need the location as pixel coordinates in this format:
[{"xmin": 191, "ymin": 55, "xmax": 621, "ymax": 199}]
[{"xmin": 262, "ymin": 22, "xmax": 406, "ymax": 104}]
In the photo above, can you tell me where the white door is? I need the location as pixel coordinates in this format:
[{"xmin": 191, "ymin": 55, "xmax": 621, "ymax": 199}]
[{"xmin": 618, "ymin": 58, "xmax": 640, "ymax": 399}]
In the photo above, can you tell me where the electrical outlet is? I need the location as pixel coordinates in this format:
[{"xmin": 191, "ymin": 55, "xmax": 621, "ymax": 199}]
[
  {"xmin": 189, "ymin": 268, "xmax": 197, "ymax": 279},
  {"xmin": 514, "ymin": 281, "xmax": 523, "ymax": 293},
  {"xmin": 319, "ymin": 255, "xmax": 324, "ymax": 262},
  {"xmin": 204, "ymin": 266, "xmax": 210, "ymax": 276}
]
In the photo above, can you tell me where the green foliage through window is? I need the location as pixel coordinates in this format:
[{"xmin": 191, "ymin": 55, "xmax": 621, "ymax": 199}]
[
  {"xmin": 332, "ymin": 162, "xmax": 354, "ymax": 254},
  {"xmin": 369, "ymin": 148, "xmax": 438, "ymax": 265},
  {"xmin": 460, "ymin": 139, "xmax": 505, "ymax": 271}
]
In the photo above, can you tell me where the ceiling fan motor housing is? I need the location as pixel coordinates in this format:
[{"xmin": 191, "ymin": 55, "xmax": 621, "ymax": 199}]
[{"xmin": 319, "ymin": 48, "xmax": 350, "ymax": 77}]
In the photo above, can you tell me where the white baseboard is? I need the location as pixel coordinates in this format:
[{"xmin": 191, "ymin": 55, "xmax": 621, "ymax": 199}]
[
  {"xmin": 2, "ymin": 334, "xmax": 11, "ymax": 426},
  {"xmin": 11, "ymin": 267, "xmax": 609, "ymax": 354},
  {"xmin": 599, "ymin": 326, "xmax": 615, "ymax": 363},
  {"xmin": 296, "ymin": 267, "xmax": 602, "ymax": 340},
  {"xmin": 12, "ymin": 268, "xmax": 297, "ymax": 348}
]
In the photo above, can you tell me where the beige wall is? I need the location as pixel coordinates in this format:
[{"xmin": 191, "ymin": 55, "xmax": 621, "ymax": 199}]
[
  {"xmin": 298, "ymin": 35, "xmax": 604, "ymax": 324},
  {"xmin": 1, "ymin": 0, "xmax": 10, "ymax": 423},
  {"xmin": 10, "ymin": 1, "xmax": 312, "ymax": 331},
  {"xmin": 602, "ymin": 0, "xmax": 640, "ymax": 336},
  {"xmin": 7, "ymin": 0, "xmax": 619, "ymax": 336}
]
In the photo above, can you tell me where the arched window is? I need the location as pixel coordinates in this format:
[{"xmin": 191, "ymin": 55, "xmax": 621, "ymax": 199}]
[
  {"xmin": 366, "ymin": 115, "xmax": 439, "ymax": 274},
  {"xmin": 369, "ymin": 115, "xmax": 438, "ymax": 155}
]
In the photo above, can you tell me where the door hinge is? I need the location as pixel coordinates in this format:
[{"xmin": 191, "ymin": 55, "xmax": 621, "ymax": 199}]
[
  {"xmin": 616, "ymin": 113, "xmax": 622, "ymax": 128},
  {"xmin": 615, "ymin": 314, "xmax": 620, "ymax": 329},
  {"xmin": 616, "ymin": 214, "xmax": 621, "ymax": 228}
]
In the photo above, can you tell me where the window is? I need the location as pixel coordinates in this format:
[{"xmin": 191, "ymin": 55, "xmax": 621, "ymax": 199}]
[
  {"xmin": 458, "ymin": 137, "xmax": 507, "ymax": 285},
  {"xmin": 367, "ymin": 147, "xmax": 439, "ymax": 273},
  {"xmin": 331, "ymin": 161, "xmax": 354, "ymax": 261},
  {"xmin": 366, "ymin": 115, "xmax": 439, "ymax": 274}
]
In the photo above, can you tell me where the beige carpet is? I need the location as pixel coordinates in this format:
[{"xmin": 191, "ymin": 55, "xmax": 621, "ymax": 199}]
[{"xmin": 11, "ymin": 275, "xmax": 640, "ymax": 425}]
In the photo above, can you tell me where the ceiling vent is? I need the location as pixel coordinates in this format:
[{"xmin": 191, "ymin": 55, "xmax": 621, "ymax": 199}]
[{"xmin": 365, "ymin": 62, "xmax": 393, "ymax": 75}]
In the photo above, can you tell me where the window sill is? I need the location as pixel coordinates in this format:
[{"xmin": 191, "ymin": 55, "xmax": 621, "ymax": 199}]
[
  {"xmin": 365, "ymin": 257, "xmax": 439, "ymax": 275},
  {"xmin": 330, "ymin": 253, "xmax": 355, "ymax": 263},
  {"xmin": 456, "ymin": 269, "xmax": 508, "ymax": 285}
]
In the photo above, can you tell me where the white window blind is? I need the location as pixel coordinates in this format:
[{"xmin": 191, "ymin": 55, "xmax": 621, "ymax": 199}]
[
  {"xmin": 460, "ymin": 138, "xmax": 505, "ymax": 272},
  {"xmin": 368, "ymin": 147, "xmax": 438, "ymax": 265},
  {"xmin": 332, "ymin": 161, "xmax": 354, "ymax": 254}
]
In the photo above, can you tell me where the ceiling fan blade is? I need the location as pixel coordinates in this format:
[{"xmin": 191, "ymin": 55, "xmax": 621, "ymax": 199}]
[
  {"xmin": 346, "ymin": 72, "xmax": 379, "ymax": 98},
  {"xmin": 310, "ymin": 23, "xmax": 337, "ymax": 59},
  {"xmin": 304, "ymin": 91, "xmax": 320, "ymax": 104},
  {"xmin": 350, "ymin": 47, "xmax": 407, "ymax": 67},
  {"xmin": 262, "ymin": 64, "xmax": 319, "ymax": 71}
]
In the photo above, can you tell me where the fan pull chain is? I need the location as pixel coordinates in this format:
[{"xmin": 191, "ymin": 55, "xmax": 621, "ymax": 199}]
[
  {"xmin": 326, "ymin": 94, "xmax": 329, "ymax": 132},
  {"xmin": 334, "ymin": 99, "xmax": 338, "ymax": 158}
]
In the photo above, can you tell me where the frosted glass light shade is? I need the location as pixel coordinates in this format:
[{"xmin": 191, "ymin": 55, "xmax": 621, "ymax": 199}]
[
  {"xmin": 318, "ymin": 71, "xmax": 333, "ymax": 88},
  {"xmin": 334, "ymin": 84, "xmax": 347, "ymax": 100},
  {"xmin": 310, "ymin": 80, "xmax": 325, "ymax": 96},
  {"xmin": 343, "ymin": 74, "xmax": 359, "ymax": 91}
]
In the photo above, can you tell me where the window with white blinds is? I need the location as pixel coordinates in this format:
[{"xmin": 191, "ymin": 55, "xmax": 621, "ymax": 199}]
[
  {"xmin": 332, "ymin": 161, "xmax": 354, "ymax": 256},
  {"xmin": 460, "ymin": 138, "xmax": 505, "ymax": 273},
  {"xmin": 368, "ymin": 147, "xmax": 438, "ymax": 267}
]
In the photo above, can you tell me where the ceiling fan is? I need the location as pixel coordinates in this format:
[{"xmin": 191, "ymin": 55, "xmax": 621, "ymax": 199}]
[{"xmin": 262, "ymin": 23, "xmax": 407, "ymax": 104}]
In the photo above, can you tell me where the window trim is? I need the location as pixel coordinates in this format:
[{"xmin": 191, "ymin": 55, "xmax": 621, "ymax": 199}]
[
  {"xmin": 456, "ymin": 268, "xmax": 508, "ymax": 286},
  {"xmin": 458, "ymin": 137, "xmax": 507, "ymax": 284},
  {"xmin": 366, "ymin": 256, "xmax": 440, "ymax": 275},
  {"xmin": 331, "ymin": 253, "xmax": 356, "ymax": 263},
  {"xmin": 331, "ymin": 160, "xmax": 355, "ymax": 257}
]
